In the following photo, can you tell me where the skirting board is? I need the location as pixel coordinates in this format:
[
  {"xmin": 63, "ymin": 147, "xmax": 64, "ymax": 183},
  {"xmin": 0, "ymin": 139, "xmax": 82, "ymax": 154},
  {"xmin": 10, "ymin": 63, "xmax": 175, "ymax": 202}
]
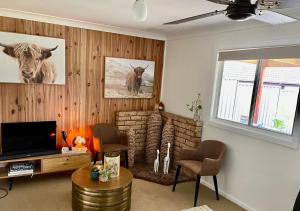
[{"xmin": 200, "ymin": 180, "xmax": 257, "ymax": 211}]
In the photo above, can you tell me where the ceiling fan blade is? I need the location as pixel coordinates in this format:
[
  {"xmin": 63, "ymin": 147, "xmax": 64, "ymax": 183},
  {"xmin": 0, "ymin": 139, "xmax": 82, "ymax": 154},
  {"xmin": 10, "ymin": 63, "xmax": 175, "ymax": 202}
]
[
  {"xmin": 164, "ymin": 10, "xmax": 226, "ymax": 25},
  {"xmin": 259, "ymin": 0, "xmax": 300, "ymax": 9},
  {"xmin": 253, "ymin": 10, "xmax": 298, "ymax": 25},
  {"xmin": 206, "ymin": 0, "xmax": 232, "ymax": 5}
]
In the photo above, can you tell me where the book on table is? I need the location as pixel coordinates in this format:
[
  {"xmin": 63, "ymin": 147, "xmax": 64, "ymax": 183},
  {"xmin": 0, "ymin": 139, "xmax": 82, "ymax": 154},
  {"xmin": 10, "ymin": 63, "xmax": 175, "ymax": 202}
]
[{"xmin": 8, "ymin": 161, "xmax": 34, "ymax": 176}]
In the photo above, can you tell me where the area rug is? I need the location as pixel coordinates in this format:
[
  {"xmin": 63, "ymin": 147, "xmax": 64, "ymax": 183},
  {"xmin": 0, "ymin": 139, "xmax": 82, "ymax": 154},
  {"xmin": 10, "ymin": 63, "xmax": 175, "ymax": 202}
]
[
  {"xmin": 182, "ymin": 205, "xmax": 213, "ymax": 211},
  {"xmin": 129, "ymin": 162, "xmax": 193, "ymax": 186}
]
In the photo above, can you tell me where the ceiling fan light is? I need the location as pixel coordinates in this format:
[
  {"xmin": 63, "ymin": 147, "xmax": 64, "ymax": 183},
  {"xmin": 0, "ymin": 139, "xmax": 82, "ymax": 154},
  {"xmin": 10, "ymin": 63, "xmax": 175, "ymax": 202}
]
[
  {"xmin": 227, "ymin": 12, "xmax": 255, "ymax": 21},
  {"xmin": 132, "ymin": 0, "xmax": 148, "ymax": 22},
  {"xmin": 226, "ymin": 4, "xmax": 256, "ymax": 21}
]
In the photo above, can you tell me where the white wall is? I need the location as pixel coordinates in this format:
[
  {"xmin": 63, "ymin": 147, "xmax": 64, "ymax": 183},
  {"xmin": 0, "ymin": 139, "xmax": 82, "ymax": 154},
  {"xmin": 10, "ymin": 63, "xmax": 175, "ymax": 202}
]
[{"xmin": 162, "ymin": 22, "xmax": 300, "ymax": 211}]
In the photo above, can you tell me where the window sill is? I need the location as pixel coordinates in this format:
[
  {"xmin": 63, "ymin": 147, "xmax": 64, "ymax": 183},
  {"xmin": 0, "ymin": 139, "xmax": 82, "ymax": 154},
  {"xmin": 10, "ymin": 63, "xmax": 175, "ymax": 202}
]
[{"xmin": 207, "ymin": 117, "xmax": 299, "ymax": 149}]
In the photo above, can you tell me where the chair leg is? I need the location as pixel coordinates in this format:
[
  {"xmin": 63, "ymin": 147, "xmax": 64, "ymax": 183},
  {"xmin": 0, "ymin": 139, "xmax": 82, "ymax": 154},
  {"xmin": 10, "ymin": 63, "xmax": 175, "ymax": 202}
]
[
  {"xmin": 102, "ymin": 152, "xmax": 105, "ymax": 164},
  {"xmin": 194, "ymin": 175, "xmax": 201, "ymax": 207},
  {"xmin": 93, "ymin": 152, "xmax": 99, "ymax": 165},
  {"xmin": 124, "ymin": 150, "xmax": 129, "ymax": 169},
  {"xmin": 213, "ymin": 175, "xmax": 219, "ymax": 200},
  {"xmin": 172, "ymin": 165, "xmax": 181, "ymax": 192}
]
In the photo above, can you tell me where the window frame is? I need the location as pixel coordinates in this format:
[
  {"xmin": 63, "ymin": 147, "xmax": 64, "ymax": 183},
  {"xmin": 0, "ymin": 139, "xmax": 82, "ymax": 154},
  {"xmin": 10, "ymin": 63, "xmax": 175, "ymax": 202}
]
[{"xmin": 209, "ymin": 55, "xmax": 300, "ymax": 149}]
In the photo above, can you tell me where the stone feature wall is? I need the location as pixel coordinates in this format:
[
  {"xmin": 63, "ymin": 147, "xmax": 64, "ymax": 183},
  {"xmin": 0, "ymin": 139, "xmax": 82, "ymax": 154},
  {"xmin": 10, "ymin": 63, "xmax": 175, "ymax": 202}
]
[
  {"xmin": 161, "ymin": 112, "xmax": 202, "ymax": 165},
  {"xmin": 116, "ymin": 111, "xmax": 202, "ymax": 164},
  {"xmin": 116, "ymin": 111, "xmax": 151, "ymax": 161}
]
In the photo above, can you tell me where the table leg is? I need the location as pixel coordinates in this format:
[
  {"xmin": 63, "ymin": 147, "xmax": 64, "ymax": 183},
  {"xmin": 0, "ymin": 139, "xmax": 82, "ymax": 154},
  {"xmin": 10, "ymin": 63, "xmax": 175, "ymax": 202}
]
[{"xmin": 8, "ymin": 178, "xmax": 13, "ymax": 191}]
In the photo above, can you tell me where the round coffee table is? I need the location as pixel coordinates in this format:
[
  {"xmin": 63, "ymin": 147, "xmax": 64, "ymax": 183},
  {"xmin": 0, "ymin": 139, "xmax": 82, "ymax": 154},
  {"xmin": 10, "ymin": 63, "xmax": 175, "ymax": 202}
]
[{"xmin": 72, "ymin": 166, "xmax": 133, "ymax": 211}]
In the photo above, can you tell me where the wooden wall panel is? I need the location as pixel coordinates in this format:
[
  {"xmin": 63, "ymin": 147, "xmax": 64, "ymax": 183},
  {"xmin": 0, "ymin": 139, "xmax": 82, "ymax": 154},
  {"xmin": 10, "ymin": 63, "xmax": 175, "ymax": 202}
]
[{"xmin": 0, "ymin": 16, "xmax": 165, "ymax": 148}]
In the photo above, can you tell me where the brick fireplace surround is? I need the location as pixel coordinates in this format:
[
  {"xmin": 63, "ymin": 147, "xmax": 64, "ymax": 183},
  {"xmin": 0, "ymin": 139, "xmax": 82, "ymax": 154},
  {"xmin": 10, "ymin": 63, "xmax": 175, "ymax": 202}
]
[{"xmin": 115, "ymin": 111, "xmax": 202, "ymax": 166}]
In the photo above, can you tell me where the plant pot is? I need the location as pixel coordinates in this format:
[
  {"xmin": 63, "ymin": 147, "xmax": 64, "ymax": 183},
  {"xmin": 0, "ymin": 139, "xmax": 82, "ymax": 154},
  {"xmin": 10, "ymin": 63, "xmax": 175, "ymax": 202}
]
[{"xmin": 194, "ymin": 129, "xmax": 201, "ymax": 138}]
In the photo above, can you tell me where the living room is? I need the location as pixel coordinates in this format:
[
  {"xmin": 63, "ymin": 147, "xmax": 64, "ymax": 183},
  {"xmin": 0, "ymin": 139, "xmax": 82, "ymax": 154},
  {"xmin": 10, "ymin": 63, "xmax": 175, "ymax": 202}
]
[{"xmin": 0, "ymin": 1, "xmax": 300, "ymax": 211}]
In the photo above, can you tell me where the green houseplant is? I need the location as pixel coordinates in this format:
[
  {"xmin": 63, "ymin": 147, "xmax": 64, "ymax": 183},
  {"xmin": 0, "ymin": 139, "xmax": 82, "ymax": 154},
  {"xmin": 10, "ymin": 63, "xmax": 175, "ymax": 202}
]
[
  {"xmin": 99, "ymin": 166, "xmax": 111, "ymax": 182},
  {"xmin": 186, "ymin": 93, "xmax": 203, "ymax": 122}
]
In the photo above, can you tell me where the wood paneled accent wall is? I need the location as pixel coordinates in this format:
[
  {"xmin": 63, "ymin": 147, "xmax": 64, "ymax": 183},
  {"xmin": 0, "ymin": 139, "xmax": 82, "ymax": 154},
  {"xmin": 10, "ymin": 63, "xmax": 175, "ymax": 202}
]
[{"xmin": 0, "ymin": 16, "xmax": 165, "ymax": 148}]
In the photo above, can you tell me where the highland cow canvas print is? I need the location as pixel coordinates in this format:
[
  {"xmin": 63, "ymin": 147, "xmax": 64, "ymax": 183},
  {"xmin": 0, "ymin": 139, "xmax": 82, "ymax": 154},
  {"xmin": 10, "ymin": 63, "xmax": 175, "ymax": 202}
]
[
  {"xmin": 104, "ymin": 57, "xmax": 155, "ymax": 98},
  {"xmin": 0, "ymin": 31, "xmax": 65, "ymax": 85}
]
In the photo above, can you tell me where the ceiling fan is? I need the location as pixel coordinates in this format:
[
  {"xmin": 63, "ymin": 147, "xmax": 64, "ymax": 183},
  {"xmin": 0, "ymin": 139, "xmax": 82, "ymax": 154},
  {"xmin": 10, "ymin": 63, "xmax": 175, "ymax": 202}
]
[{"xmin": 164, "ymin": 0, "xmax": 300, "ymax": 25}]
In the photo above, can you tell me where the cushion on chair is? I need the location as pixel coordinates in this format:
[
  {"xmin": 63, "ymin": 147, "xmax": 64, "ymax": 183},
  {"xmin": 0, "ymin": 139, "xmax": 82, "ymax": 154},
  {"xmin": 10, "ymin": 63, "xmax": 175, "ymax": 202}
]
[
  {"xmin": 145, "ymin": 111, "xmax": 162, "ymax": 164},
  {"xmin": 177, "ymin": 160, "xmax": 202, "ymax": 175},
  {"xmin": 127, "ymin": 128, "xmax": 136, "ymax": 167}
]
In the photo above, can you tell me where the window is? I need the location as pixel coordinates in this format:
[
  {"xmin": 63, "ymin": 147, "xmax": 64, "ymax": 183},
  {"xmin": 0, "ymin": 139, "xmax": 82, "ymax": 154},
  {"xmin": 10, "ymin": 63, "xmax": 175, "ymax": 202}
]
[
  {"xmin": 215, "ymin": 46, "xmax": 300, "ymax": 140},
  {"xmin": 217, "ymin": 60, "xmax": 257, "ymax": 125},
  {"xmin": 251, "ymin": 59, "xmax": 300, "ymax": 135}
]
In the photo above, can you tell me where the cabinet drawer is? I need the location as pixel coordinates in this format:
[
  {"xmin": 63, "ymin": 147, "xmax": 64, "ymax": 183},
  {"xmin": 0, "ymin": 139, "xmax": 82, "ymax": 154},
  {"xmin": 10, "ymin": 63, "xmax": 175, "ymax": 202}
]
[{"xmin": 42, "ymin": 154, "xmax": 90, "ymax": 173}]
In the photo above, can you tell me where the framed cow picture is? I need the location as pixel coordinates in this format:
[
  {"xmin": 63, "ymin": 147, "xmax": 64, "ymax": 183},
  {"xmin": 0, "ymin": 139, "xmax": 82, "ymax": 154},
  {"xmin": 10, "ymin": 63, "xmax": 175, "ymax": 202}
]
[
  {"xmin": 0, "ymin": 31, "xmax": 65, "ymax": 85},
  {"xmin": 104, "ymin": 57, "xmax": 155, "ymax": 98}
]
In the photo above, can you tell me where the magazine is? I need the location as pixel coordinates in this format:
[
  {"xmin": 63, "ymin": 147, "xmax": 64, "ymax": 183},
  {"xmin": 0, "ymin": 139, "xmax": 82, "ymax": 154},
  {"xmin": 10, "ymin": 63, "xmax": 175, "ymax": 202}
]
[{"xmin": 8, "ymin": 161, "xmax": 34, "ymax": 176}]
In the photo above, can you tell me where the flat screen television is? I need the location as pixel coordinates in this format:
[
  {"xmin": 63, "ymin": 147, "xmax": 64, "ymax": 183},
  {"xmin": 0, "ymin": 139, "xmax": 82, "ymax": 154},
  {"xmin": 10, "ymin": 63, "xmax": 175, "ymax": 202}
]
[{"xmin": 0, "ymin": 121, "xmax": 59, "ymax": 160}]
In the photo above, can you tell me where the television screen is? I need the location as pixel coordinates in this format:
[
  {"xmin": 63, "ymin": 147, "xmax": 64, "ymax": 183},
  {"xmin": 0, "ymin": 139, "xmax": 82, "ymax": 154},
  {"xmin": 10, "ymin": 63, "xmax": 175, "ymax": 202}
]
[{"xmin": 1, "ymin": 121, "xmax": 57, "ymax": 158}]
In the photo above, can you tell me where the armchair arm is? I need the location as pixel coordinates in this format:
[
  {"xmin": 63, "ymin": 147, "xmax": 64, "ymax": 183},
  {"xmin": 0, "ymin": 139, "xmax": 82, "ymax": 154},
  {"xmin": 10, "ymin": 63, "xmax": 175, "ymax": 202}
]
[
  {"xmin": 178, "ymin": 149, "xmax": 204, "ymax": 161},
  {"xmin": 201, "ymin": 158, "xmax": 222, "ymax": 176},
  {"xmin": 93, "ymin": 136, "xmax": 101, "ymax": 152}
]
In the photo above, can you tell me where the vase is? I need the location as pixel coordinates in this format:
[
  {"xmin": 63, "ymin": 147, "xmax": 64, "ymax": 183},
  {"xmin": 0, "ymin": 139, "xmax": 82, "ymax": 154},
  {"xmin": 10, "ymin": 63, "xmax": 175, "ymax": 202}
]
[
  {"xmin": 193, "ymin": 110, "xmax": 201, "ymax": 122},
  {"xmin": 104, "ymin": 153, "xmax": 120, "ymax": 178}
]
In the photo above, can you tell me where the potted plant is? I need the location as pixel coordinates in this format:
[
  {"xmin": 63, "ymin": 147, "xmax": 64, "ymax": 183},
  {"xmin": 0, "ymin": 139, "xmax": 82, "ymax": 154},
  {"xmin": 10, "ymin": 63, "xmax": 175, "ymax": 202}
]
[
  {"xmin": 99, "ymin": 167, "xmax": 111, "ymax": 182},
  {"xmin": 273, "ymin": 118, "xmax": 284, "ymax": 129},
  {"xmin": 186, "ymin": 93, "xmax": 203, "ymax": 122}
]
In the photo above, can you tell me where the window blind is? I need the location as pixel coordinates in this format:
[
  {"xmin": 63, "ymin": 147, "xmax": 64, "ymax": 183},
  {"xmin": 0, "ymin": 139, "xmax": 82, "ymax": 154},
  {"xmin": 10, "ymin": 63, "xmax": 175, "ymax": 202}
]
[{"xmin": 218, "ymin": 45, "xmax": 300, "ymax": 61}]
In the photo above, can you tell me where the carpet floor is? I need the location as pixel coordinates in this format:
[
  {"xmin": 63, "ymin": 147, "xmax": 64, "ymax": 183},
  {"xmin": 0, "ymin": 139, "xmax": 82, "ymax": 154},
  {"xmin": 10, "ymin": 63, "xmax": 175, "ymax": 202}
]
[{"xmin": 0, "ymin": 172, "xmax": 245, "ymax": 211}]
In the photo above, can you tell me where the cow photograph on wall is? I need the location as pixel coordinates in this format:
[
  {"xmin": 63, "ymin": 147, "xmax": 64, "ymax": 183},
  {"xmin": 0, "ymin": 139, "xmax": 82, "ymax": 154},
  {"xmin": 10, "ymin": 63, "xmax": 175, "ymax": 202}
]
[
  {"xmin": 104, "ymin": 57, "xmax": 155, "ymax": 98},
  {"xmin": 0, "ymin": 32, "xmax": 65, "ymax": 85}
]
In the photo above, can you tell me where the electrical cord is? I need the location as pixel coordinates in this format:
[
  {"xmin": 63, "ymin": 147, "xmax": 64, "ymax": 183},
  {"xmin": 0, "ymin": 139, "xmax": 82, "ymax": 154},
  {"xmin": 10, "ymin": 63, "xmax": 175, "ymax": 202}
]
[{"xmin": 0, "ymin": 187, "xmax": 8, "ymax": 199}]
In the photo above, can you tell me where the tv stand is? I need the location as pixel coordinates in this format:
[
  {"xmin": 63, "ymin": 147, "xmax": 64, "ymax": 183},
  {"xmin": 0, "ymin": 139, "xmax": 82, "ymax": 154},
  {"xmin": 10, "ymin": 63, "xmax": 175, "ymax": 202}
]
[
  {"xmin": 0, "ymin": 151, "xmax": 91, "ymax": 190},
  {"xmin": 8, "ymin": 178, "xmax": 13, "ymax": 191},
  {"xmin": 0, "ymin": 149, "xmax": 61, "ymax": 161}
]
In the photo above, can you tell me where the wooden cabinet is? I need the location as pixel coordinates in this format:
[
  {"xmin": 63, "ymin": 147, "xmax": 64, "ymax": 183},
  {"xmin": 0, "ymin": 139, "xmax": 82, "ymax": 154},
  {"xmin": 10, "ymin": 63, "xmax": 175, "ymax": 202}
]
[
  {"xmin": 0, "ymin": 152, "xmax": 91, "ymax": 179},
  {"xmin": 42, "ymin": 153, "xmax": 91, "ymax": 173}
]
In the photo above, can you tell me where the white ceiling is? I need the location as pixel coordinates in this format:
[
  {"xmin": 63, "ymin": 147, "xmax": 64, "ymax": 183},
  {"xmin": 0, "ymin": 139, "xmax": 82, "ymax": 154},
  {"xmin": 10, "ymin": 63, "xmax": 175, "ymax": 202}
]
[{"xmin": 0, "ymin": 0, "xmax": 300, "ymax": 38}]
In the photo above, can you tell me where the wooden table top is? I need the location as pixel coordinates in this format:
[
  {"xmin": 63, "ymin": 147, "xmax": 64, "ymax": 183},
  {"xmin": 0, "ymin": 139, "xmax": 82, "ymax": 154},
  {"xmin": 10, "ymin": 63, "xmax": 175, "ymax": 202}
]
[{"xmin": 72, "ymin": 166, "xmax": 133, "ymax": 191}]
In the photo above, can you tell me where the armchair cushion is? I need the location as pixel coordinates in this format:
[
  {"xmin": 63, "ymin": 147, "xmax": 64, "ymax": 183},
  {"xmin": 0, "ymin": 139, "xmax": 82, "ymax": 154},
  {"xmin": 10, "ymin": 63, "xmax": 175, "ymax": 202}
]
[
  {"xmin": 177, "ymin": 160, "xmax": 202, "ymax": 175},
  {"xmin": 176, "ymin": 158, "xmax": 221, "ymax": 176}
]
